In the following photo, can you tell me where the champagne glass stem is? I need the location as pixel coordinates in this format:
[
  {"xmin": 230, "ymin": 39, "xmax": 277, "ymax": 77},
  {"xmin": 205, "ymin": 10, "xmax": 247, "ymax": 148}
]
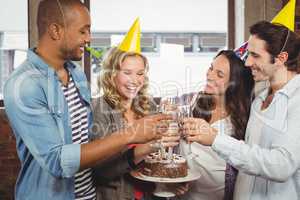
[{"xmin": 168, "ymin": 147, "xmax": 173, "ymax": 159}]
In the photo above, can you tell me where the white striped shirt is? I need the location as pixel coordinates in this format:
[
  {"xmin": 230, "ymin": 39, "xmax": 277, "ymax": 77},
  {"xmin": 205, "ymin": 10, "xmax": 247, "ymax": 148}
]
[{"xmin": 61, "ymin": 72, "xmax": 96, "ymax": 200}]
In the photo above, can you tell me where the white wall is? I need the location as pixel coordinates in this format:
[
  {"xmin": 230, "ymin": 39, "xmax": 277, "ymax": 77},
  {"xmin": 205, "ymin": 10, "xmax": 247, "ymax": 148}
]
[
  {"xmin": 235, "ymin": 0, "xmax": 245, "ymax": 48},
  {"xmin": 147, "ymin": 54, "xmax": 213, "ymax": 96},
  {"xmin": 0, "ymin": 0, "xmax": 27, "ymax": 31},
  {"xmin": 91, "ymin": 0, "xmax": 227, "ymax": 33}
]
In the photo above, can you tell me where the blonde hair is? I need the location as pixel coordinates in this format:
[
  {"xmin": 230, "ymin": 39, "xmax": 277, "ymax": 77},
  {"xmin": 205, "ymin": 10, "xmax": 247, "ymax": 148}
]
[{"xmin": 99, "ymin": 47, "xmax": 151, "ymax": 118}]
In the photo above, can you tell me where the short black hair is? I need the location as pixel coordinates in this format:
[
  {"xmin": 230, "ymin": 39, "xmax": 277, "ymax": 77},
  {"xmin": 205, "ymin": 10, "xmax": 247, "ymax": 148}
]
[
  {"xmin": 250, "ymin": 21, "xmax": 300, "ymax": 72},
  {"xmin": 37, "ymin": 0, "xmax": 86, "ymax": 38}
]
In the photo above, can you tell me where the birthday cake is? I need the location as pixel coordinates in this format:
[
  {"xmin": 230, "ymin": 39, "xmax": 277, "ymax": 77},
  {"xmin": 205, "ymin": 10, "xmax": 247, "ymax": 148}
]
[
  {"xmin": 141, "ymin": 152, "xmax": 188, "ymax": 178},
  {"xmin": 141, "ymin": 118, "xmax": 187, "ymax": 178}
]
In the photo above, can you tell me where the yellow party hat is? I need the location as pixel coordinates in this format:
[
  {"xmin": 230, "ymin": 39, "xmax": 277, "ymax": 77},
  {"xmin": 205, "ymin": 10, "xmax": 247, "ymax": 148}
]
[
  {"xmin": 271, "ymin": 0, "xmax": 296, "ymax": 31},
  {"xmin": 118, "ymin": 18, "xmax": 141, "ymax": 53}
]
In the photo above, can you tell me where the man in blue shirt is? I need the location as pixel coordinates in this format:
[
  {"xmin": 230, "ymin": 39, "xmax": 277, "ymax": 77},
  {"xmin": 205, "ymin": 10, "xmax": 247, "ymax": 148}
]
[{"xmin": 3, "ymin": 0, "xmax": 169, "ymax": 199}]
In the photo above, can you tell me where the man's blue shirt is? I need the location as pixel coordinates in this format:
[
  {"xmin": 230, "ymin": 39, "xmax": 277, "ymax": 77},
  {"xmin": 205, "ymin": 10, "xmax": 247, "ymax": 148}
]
[{"xmin": 4, "ymin": 49, "xmax": 92, "ymax": 200}]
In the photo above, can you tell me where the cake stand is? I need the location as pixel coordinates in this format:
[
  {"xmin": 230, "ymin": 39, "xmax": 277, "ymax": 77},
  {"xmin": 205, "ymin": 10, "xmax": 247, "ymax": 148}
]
[{"xmin": 130, "ymin": 169, "xmax": 201, "ymax": 198}]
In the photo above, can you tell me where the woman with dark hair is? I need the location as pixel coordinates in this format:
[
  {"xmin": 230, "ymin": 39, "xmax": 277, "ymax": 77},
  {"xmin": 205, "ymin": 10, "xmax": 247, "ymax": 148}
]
[
  {"xmin": 193, "ymin": 50, "xmax": 254, "ymax": 141},
  {"xmin": 182, "ymin": 21, "xmax": 300, "ymax": 200},
  {"xmin": 179, "ymin": 50, "xmax": 254, "ymax": 200}
]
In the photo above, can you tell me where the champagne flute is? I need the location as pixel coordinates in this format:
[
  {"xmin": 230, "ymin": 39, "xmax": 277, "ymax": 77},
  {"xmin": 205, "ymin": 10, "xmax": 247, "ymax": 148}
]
[
  {"xmin": 159, "ymin": 96, "xmax": 179, "ymax": 160},
  {"xmin": 178, "ymin": 105, "xmax": 193, "ymax": 155},
  {"xmin": 179, "ymin": 93, "xmax": 198, "ymax": 157}
]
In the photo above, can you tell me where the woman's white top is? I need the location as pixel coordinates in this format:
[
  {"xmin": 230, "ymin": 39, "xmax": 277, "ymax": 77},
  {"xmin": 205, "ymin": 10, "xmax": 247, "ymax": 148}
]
[{"xmin": 180, "ymin": 116, "xmax": 233, "ymax": 200}]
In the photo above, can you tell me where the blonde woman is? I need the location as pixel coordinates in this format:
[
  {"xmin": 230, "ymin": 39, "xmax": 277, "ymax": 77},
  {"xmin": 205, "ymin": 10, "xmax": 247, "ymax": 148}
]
[{"xmin": 91, "ymin": 47, "xmax": 179, "ymax": 200}]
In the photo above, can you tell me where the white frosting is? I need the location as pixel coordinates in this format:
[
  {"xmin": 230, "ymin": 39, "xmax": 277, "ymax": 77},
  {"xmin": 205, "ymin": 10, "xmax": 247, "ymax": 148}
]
[
  {"xmin": 173, "ymin": 154, "xmax": 186, "ymax": 164},
  {"xmin": 145, "ymin": 153, "xmax": 186, "ymax": 164}
]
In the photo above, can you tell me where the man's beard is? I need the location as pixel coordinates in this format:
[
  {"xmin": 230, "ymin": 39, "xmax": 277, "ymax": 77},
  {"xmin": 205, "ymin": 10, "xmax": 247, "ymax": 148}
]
[{"xmin": 61, "ymin": 45, "xmax": 82, "ymax": 61}]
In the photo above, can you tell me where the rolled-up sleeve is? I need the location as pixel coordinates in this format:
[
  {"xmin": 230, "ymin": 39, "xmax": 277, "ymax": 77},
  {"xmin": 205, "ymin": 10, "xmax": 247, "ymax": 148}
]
[
  {"xmin": 61, "ymin": 144, "xmax": 81, "ymax": 177},
  {"xmin": 4, "ymin": 77, "xmax": 80, "ymax": 178}
]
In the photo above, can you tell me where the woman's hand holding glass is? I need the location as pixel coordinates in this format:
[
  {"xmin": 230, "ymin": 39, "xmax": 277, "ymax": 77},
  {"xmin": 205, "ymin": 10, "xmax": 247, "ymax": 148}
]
[
  {"xmin": 178, "ymin": 105, "xmax": 193, "ymax": 155},
  {"xmin": 151, "ymin": 120, "xmax": 180, "ymax": 148},
  {"xmin": 126, "ymin": 113, "xmax": 172, "ymax": 144},
  {"xmin": 181, "ymin": 118, "xmax": 218, "ymax": 146}
]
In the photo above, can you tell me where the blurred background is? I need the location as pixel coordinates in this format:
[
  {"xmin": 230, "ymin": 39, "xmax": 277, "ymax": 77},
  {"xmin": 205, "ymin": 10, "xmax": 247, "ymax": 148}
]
[{"xmin": 0, "ymin": 0, "xmax": 299, "ymax": 199}]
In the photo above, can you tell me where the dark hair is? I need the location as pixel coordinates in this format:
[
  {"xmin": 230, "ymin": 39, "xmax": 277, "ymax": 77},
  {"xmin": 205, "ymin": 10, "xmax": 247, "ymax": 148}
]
[
  {"xmin": 193, "ymin": 50, "xmax": 254, "ymax": 140},
  {"xmin": 37, "ymin": 0, "xmax": 85, "ymax": 38},
  {"xmin": 250, "ymin": 21, "xmax": 300, "ymax": 72}
]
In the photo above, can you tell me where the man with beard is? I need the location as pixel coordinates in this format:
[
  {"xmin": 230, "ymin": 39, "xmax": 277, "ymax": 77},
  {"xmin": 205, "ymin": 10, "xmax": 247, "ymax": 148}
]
[{"xmin": 3, "ymin": 1, "xmax": 169, "ymax": 199}]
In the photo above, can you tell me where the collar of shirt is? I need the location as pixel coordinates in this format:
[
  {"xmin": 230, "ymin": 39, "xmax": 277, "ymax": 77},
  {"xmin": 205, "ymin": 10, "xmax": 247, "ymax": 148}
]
[
  {"xmin": 27, "ymin": 48, "xmax": 91, "ymax": 104},
  {"xmin": 27, "ymin": 48, "xmax": 76, "ymax": 77},
  {"xmin": 257, "ymin": 74, "xmax": 300, "ymax": 101}
]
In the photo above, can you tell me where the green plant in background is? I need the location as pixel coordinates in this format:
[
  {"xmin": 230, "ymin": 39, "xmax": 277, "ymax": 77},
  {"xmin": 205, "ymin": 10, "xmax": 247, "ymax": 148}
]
[
  {"xmin": 85, "ymin": 46, "xmax": 104, "ymax": 59},
  {"xmin": 85, "ymin": 46, "xmax": 107, "ymax": 73},
  {"xmin": 85, "ymin": 46, "xmax": 108, "ymax": 97}
]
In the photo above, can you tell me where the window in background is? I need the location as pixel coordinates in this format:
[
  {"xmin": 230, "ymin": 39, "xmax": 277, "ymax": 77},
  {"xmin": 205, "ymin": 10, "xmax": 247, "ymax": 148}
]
[
  {"xmin": 90, "ymin": 0, "xmax": 228, "ymax": 97},
  {"xmin": 141, "ymin": 34, "xmax": 156, "ymax": 52},
  {"xmin": 0, "ymin": 1, "xmax": 28, "ymax": 103}
]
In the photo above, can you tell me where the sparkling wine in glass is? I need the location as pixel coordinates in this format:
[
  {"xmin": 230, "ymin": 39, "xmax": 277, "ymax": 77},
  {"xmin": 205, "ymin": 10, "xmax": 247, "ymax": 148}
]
[
  {"xmin": 159, "ymin": 96, "xmax": 179, "ymax": 160},
  {"xmin": 179, "ymin": 93, "xmax": 198, "ymax": 156}
]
